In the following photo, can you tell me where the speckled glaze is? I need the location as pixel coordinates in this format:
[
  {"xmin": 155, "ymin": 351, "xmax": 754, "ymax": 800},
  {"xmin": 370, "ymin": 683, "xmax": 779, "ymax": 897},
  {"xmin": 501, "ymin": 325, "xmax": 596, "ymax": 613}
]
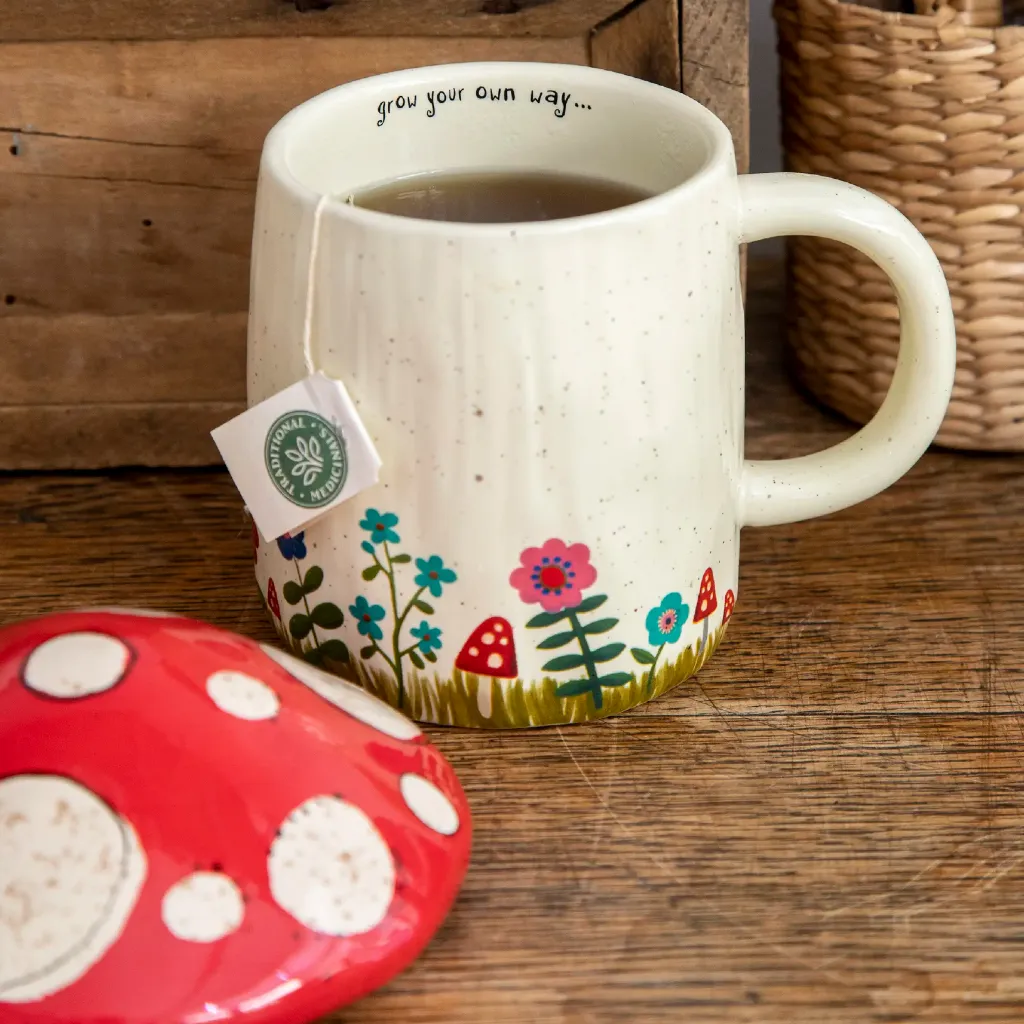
[
  {"xmin": 248, "ymin": 62, "xmax": 956, "ymax": 728},
  {"xmin": 0, "ymin": 609, "xmax": 471, "ymax": 1022}
]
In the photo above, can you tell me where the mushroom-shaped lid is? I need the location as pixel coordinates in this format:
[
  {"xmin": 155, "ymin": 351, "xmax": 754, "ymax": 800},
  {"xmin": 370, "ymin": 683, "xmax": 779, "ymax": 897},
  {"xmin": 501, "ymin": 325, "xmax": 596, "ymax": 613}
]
[
  {"xmin": 692, "ymin": 568, "xmax": 718, "ymax": 623},
  {"xmin": 0, "ymin": 609, "xmax": 471, "ymax": 1023}
]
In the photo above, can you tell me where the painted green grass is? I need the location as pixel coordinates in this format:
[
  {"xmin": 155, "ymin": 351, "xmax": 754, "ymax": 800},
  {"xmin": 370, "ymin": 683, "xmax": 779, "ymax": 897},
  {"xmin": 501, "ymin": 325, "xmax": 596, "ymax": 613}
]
[{"xmin": 349, "ymin": 622, "xmax": 729, "ymax": 729}]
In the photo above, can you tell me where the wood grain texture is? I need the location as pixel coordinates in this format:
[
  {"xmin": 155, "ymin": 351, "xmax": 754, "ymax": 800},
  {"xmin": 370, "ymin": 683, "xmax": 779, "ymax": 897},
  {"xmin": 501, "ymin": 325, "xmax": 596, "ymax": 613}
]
[
  {"xmin": 2, "ymin": 265, "xmax": 1022, "ymax": 1021},
  {"xmin": 590, "ymin": 0, "xmax": 681, "ymax": 91},
  {"xmin": 681, "ymin": 0, "xmax": 749, "ymax": 172},
  {"xmin": 0, "ymin": 401, "xmax": 242, "ymax": 468},
  {"xmin": 0, "ymin": 0, "xmax": 634, "ymax": 43}
]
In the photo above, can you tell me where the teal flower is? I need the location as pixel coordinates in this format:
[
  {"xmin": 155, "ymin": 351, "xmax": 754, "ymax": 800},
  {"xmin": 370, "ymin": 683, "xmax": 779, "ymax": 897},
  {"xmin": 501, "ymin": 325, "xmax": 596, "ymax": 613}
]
[
  {"xmin": 645, "ymin": 592, "xmax": 688, "ymax": 646},
  {"xmin": 360, "ymin": 508, "xmax": 400, "ymax": 546},
  {"xmin": 349, "ymin": 595, "xmax": 386, "ymax": 642},
  {"xmin": 414, "ymin": 555, "xmax": 456, "ymax": 598},
  {"xmin": 410, "ymin": 621, "xmax": 443, "ymax": 653}
]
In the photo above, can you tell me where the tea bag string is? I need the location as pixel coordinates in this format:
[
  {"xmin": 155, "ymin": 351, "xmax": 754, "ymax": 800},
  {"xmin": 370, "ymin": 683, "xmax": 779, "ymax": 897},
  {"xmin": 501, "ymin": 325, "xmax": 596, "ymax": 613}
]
[{"xmin": 301, "ymin": 192, "xmax": 332, "ymax": 377}]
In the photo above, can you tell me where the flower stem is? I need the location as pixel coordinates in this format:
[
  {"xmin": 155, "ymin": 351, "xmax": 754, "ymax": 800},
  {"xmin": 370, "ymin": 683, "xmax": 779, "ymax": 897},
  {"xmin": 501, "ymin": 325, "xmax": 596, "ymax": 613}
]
[
  {"xmin": 294, "ymin": 560, "xmax": 320, "ymax": 650},
  {"xmin": 646, "ymin": 642, "xmax": 666, "ymax": 695},
  {"xmin": 566, "ymin": 609, "xmax": 602, "ymax": 709},
  {"xmin": 382, "ymin": 540, "xmax": 405, "ymax": 707}
]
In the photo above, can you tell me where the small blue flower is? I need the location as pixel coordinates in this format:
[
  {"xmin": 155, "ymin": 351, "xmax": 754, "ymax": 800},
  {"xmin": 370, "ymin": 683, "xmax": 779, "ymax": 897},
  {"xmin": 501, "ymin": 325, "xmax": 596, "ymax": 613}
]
[
  {"xmin": 349, "ymin": 595, "xmax": 386, "ymax": 642},
  {"xmin": 411, "ymin": 621, "xmax": 443, "ymax": 653},
  {"xmin": 277, "ymin": 532, "xmax": 306, "ymax": 560},
  {"xmin": 359, "ymin": 508, "xmax": 400, "ymax": 546},
  {"xmin": 645, "ymin": 592, "xmax": 688, "ymax": 647},
  {"xmin": 414, "ymin": 555, "xmax": 457, "ymax": 598}
]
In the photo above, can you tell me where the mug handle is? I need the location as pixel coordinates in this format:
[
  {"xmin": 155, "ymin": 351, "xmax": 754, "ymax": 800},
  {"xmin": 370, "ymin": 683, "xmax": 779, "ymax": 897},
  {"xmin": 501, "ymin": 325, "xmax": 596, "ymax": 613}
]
[{"xmin": 738, "ymin": 172, "xmax": 957, "ymax": 528}]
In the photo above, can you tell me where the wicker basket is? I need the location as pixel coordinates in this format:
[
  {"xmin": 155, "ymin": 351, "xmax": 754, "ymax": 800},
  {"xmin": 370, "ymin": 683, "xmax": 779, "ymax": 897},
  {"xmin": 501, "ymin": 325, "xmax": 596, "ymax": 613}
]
[{"xmin": 775, "ymin": 0, "xmax": 1024, "ymax": 450}]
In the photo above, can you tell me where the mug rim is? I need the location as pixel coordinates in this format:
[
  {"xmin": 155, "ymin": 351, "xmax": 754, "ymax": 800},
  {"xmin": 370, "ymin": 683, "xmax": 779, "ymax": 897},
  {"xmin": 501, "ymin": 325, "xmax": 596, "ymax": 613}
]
[{"xmin": 260, "ymin": 61, "xmax": 736, "ymax": 236}]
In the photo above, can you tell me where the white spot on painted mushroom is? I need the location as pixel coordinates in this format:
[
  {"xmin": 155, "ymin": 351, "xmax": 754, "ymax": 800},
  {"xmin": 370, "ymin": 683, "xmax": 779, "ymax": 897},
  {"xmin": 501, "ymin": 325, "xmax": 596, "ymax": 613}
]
[
  {"xmin": 0, "ymin": 774, "xmax": 147, "ymax": 1004},
  {"xmin": 499, "ymin": 637, "xmax": 509, "ymax": 647},
  {"xmin": 493, "ymin": 622, "xmax": 504, "ymax": 633},
  {"xmin": 206, "ymin": 670, "xmax": 279, "ymax": 721},
  {"xmin": 162, "ymin": 872, "xmax": 244, "ymax": 943},
  {"xmin": 400, "ymin": 774, "xmax": 460, "ymax": 836},
  {"xmin": 269, "ymin": 795, "xmax": 394, "ymax": 936},
  {"xmin": 260, "ymin": 645, "xmax": 420, "ymax": 741},
  {"xmin": 480, "ymin": 632, "xmax": 495, "ymax": 645},
  {"xmin": 23, "ymin": 632, "xmax": 131, "ymax": 699},
  {"xmin": 486, "ymin": 652, "xmax": 503, "ymax": 671},
  {"xmin": 468, "ymin": 646, "xmax": 479, "ymax": 657}
]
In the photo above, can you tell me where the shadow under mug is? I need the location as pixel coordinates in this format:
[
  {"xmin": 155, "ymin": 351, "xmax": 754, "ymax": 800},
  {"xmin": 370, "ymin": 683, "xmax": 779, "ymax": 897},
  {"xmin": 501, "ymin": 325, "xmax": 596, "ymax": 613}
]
[{"xmin": 248, "ymin": 62, "xmax": 955, "ymax": 729}]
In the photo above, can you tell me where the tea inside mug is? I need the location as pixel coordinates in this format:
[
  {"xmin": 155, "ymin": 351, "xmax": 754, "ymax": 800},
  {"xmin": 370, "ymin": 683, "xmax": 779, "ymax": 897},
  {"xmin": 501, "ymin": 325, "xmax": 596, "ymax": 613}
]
[{"xmin": 349, "ymin": 169, "xmax": 654, "ymax": 223}]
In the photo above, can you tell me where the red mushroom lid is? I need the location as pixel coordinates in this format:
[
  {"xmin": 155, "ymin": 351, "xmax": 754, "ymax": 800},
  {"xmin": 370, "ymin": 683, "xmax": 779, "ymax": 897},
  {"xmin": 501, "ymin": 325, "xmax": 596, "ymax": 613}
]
[
  {"xmin": 0, "ymin": 609, "xmax": 471, "ymax": 1024},
  {"xmin": 692, "ymin": 568, "xmax": 718, "ymax": 623}
]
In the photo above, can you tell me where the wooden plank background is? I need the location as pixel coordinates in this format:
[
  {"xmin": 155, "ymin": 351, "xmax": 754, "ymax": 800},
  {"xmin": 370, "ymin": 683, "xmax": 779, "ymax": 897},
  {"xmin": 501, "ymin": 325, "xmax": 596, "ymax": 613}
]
[{"xmin": 0, "ymin": 0, "xmax": 749, "ymax": 469}]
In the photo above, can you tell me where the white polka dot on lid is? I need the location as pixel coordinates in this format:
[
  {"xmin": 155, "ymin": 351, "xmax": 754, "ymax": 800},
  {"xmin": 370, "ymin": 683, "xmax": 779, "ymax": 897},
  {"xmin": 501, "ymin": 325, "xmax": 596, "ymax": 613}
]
[
  {"xmin": 162, "ymin": 872, "xmax": 245, "ymax": 943},
  {"xmin": 260, "ymin": 645, "xmax": 420, "ymax": 741},
  {"xmin": 400, "ymin": 774, "xmax": 460, "ymax": 836},
  {"xmin": 0, "ymin": 774, "xmax": 147, "ymax": 1004},
  {"xmin": 23, "ymin": 632, "xmax": 131, "ymax": 699},
  {"xmin": 268, "ymin": 795, "xmax": 395, "ymax": 936},
  {"xmin": 206, "ymin": 670, "xmax": 279, "ymax": 721}
]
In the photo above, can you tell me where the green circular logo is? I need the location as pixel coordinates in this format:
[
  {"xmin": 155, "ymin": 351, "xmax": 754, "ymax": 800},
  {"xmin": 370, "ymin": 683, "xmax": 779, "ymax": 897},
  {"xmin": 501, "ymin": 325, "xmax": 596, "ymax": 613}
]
[{"xmin": 264, "ymin": 410, "xmax": 348, "ymax": 509}]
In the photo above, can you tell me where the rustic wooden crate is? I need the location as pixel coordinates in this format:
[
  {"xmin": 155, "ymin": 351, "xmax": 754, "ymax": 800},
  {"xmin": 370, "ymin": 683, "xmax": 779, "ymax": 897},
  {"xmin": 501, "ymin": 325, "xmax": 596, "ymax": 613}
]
[{"xmin": 0, "ymin": 0, "xmax": 749, "ymax": 469}]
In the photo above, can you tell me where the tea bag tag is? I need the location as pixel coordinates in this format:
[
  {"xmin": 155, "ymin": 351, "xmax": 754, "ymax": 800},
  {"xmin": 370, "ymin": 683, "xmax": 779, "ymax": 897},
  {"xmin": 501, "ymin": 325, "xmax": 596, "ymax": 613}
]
[{"xmin": 212, "ymin": 372, "xmax": 381, "ymax": 542}]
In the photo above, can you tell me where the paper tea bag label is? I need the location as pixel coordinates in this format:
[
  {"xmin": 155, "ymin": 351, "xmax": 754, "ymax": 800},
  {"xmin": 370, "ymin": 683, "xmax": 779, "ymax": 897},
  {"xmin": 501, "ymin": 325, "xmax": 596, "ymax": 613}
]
[{"xmin": 212, "ymin": 373, "xmax": 381, "ymax": 541}]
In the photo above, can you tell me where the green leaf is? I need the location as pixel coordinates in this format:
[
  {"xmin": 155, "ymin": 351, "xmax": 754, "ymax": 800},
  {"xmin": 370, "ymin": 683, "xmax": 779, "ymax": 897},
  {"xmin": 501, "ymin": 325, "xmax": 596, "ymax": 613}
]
[
  {"xmin": 391, "ymin": 553, "xmax": 412, "ymax": 564},
  {"xmin": 362, "ymin": 565, "xmax": 382, "ymax": 581},
  {"xmin": 409, "ymin": 650, "xmax": 425, "ymax": 670},
  {"xmin": 555, "ymin": 678, "xmax": 600, "ymax": 698},
  {"xmin": 413, "ymin": 599, "xmax": 435, "ymax": 614},
  {"xmin": 526, "ymin": 609, "xmax": 570, "ymax": 629},
  {"xmin": 631, "ymin": 647, "xmax": 656, "ymax": 665},
  {"xmin": 424, "ymin": 649, "xmax": 438, "ymax": 664},
  {"xmin": 575, "ymin": 594, "xmax": 608, "ymax": 614},
  {"xmin": 590, "ymin": 642, "xmax": 625, "ymax": 664},
  {"xmin": 598, "ymin": 671, "xmax": 633, "ymax": 688},
  {"xmin": 542, "ymin": 653, "xmax": 587, "ymax": 673},
  {"xmin": 536, "ymin": 630, "xmax": 575, "ymax": 650},
  {"xmin": 283, "ymin": 581, "xmax": 304, "ymax": 605},
  {"xmin": 310, "ymin": 602, "xmax": 344, "ymax": 629},
  {"xmin": 302, "ymin": 566, "xmax": 324, "ymax": 594},
  {"xmin": 360, "ymin": 644, "xmax": 377, "ymax": 660},
  {"xmin": 582, "ymin": 617, "xmax": 618, "ymax": 635},
  {"xmin": 318, "ymin": 639, "xmax": 350, "ymax": 664},
  {"xmin": 289, "ymin": 614, "xmax": 312, "ymax": 640},
  {"xmin": 302, "ymin": 647, "xmax": 324, "ymax": 666}
]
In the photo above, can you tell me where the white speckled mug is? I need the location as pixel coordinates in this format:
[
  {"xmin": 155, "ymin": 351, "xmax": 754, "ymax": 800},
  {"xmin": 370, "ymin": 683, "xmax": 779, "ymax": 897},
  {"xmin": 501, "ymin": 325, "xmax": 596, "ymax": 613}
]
[{"xmin": 248, "ymin": 62, "xmax": 955, "ymax": 728}]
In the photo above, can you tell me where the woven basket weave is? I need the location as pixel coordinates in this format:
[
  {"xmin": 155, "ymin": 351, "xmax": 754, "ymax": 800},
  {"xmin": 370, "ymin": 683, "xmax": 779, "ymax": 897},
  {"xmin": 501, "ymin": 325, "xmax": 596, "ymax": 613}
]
[{"xmin": 775, "ymin": 0, "xmax": 1024, "ymax": 450}]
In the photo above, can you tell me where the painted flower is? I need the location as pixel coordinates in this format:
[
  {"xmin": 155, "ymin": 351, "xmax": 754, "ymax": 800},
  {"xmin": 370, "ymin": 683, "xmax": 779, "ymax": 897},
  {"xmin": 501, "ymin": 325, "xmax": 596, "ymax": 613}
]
[
  {"xmin": 267, "ymin": 578, "xmax": 281, "ymax": 620},
  {"xmin": 276, "ymin": 532, "xmax": 306, "ymax": 561},
  {"xmin": 414, "ymin": 555, "xmax": 457, "ymax": 598},
  {"xmin": 360, "ymin": 508, "xmax": 400, "ymax": 546},
  {"xmin": 645, "ymin": 592, "xmax": 688, "ymax": 646},
  {"xmin": 509, "ymin": 538, "xmax": 597, "ymax": 613},
  {"xmin": 349, "ymin": 596, "xmax": 386, "ymax": 642},
  {"xmin": 410, "ymin": 621, "xmax": 443, "ymax": 653}
]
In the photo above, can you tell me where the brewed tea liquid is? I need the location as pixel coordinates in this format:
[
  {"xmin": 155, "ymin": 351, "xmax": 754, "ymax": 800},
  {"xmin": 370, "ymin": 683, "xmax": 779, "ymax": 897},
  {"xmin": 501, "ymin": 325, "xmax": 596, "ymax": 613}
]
[{"xmin": 350, "ymin": 170, "xmax": 653, "ymax": 223}]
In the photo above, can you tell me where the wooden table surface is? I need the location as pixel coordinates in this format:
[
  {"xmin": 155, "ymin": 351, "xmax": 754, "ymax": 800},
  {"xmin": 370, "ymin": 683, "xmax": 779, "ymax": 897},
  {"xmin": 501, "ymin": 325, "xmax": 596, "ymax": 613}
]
[{"xmin": 2, "ymin": 264, "xmax": 1022, "ymax": 1023}]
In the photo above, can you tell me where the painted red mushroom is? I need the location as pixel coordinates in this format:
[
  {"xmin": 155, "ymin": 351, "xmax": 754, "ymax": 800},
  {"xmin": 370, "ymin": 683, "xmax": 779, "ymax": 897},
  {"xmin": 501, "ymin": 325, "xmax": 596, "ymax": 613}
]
[
  {"xmin": 454, "ymin": 617, "xmax": 518, "ymax": 719},
  {"xmin": 692, "ymin": 567, "xmax": 718, "ymax": 654},
  {"xmin": 0, "ymin": 609, "xmax": 471, "ymax": 1024},
  {"xmin": 722, "ymin": 589, "xmax": 735, "ymax": 626}
]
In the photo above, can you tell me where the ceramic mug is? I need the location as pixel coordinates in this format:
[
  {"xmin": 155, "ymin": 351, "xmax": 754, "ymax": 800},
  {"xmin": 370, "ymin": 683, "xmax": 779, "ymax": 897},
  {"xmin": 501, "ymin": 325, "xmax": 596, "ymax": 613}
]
[{"xmin": 248, "ymin": 62, "xmax": 955, "ymax": 729}]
